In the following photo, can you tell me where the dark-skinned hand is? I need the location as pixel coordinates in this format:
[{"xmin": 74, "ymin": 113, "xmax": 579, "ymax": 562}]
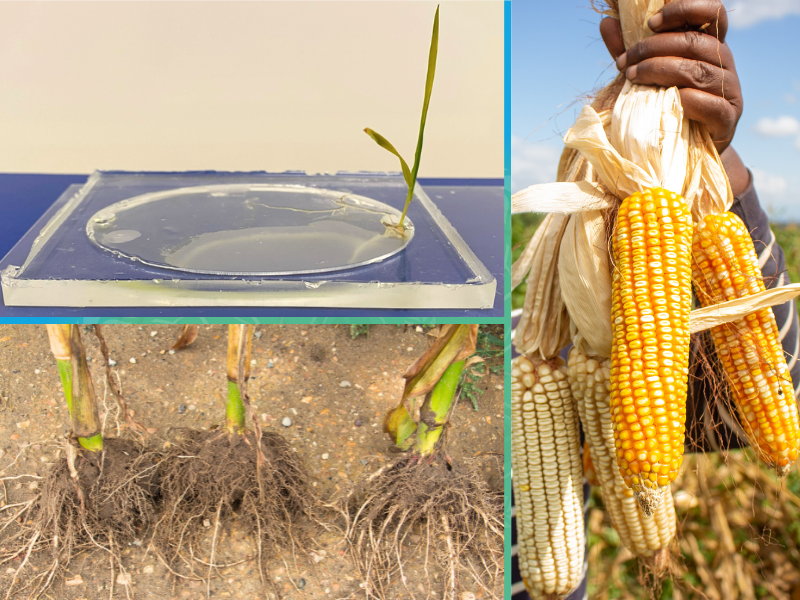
[{"xmin": 599, "ymin": 0, "xmax": 742, "ymax": 158}]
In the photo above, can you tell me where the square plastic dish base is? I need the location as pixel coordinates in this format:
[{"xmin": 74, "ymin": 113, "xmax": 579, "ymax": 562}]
[{"xmin": 0, "ymin": 171, "xmax": 496, "ymax": 309}]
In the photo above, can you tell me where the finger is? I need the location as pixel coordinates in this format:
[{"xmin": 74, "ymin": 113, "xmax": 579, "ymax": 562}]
[
  {"xmin": 679, "ymin": 88, "xmax": 740, "ymax": 151},
  {"xmin": 621, "ymin": 32, "xmax": 735, "ymax": 71},
  {"xmin": 627, "ymin": 56, "xmax": 741, "ymax": 102},
  {"xmin": 600, "ymin": 17, "xmax": 625, "ymax": 61},
  {"xmin": 649, "ymin": 0, "xmax": 728, "ymax": 41}
]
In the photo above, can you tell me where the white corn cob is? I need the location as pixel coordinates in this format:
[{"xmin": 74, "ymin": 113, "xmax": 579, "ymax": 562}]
[
  {"xmin": 568, "ymin": 347, "xmax": 676, "ymax": 558},
  {"xmin": 511, "ymin": 355, "xmax": 584, "ymax": 599}
]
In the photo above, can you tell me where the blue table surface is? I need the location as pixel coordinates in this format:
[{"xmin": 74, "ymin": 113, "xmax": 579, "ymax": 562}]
[{"xmin": 0, "ymin": 173, "xmax": 504, "ymax": 320}]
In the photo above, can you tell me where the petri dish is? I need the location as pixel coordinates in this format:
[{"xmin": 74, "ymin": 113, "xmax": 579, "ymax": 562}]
[{"xmin": 85, "ymin": 184, "xmax": 414, "ymax": 275}]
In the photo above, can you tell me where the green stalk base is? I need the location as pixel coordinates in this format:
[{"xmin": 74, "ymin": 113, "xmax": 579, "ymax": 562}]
[
  {"xmin": 78, "ymin": 433, "xmax": 104, "ymax": 452},
  {"xmin": 226, "ymin": 380, "xmax": 246, "ymax": 434},
  {"xmin": 57, "ymin": 358, "xmax": 74, "ymax": 416},
  {"xmin": 414, "ymin": 360, "xmax": 465, "ymax": 456}
]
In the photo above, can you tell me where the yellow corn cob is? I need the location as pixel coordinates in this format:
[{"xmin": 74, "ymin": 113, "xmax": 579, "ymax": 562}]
[
  {"xmin": 610, "ymin": 187, "xmax": 693, "ymax": 512},
  {"xmin": 692, "ymin": 212, "xmax": 800, "ymax": 475},
  {"xmin": 569, "ymin": 348, "xmax": 676, "ymax": 560},
  {"xmin": 511, "ymin": 355, "xmax": 584, "ymax": 599}
]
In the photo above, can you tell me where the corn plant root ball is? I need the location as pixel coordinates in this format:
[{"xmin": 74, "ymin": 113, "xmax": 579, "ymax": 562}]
[
  {"xmin": 0, "ymin": 438, "xmax": 159, "ymax": 599},
  {"xmin": 343, "ymin": 453, "xmax": 503, "ymax": 600},
  {"xmin": 154, "ymin": 428, "xmax": 316, "ymax": 584}
]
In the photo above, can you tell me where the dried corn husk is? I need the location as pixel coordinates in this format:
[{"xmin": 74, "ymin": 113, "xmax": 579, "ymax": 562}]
[
  {"xmin": 46, "ymin": 324, "xmax": 71, "ymax": 361},
  {"xmin": 512, "ymin": 213, "xmax": 571, "ymax": 358},
  {"xmin": 511, "ymin": 181, "xmax": 609, "ymax": 215},
  {"xmin": 689, "ymin": 284, "xmax": 800, "ymax": 333},
  {"xmin": 559, "ymin": 211, "xmax": 613, "ymax": 357}
]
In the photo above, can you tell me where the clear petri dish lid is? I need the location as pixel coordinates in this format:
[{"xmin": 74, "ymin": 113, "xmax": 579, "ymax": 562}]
[{"xmin": 86, "ymin": 184, "xmax": 414, "ymax": 276}]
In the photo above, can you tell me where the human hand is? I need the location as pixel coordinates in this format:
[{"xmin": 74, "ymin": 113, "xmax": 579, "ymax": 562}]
[{"xmin": 599, "ymin": 0, "xmax": 742, "ymax": 155}]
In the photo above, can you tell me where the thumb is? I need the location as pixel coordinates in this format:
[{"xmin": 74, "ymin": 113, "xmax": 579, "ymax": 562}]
[{"xmin": 599, "ymin": 17, "xmax": 625, "ymax": 62}]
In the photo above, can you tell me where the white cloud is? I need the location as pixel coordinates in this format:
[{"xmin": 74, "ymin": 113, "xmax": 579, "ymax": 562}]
[
  {"xmin": 753, "ymin": 115, "xmax": 800, "ymax": 137},
  {"xmin": 727, "ymin": 0, "xmax": 800, "ymax": 28},
  {"xmin": 785, "ymin": 94, "xmax": 798, "ymax": 105},
  {"xmin": 752, "ymin": 168, "xmax": 788, "ymax": 195},
  {"xmin": 510, "ymin": 135, "xmax": 561, "ymax": 194},
  {"xmin": 750, "ymin": 167, "xmax": 800, "ymax": 221}
]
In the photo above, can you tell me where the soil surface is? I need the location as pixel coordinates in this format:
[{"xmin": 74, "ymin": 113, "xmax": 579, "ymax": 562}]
[{"xmin": 0, "ymin": 324, "xmax": 504, "ymax": 600}]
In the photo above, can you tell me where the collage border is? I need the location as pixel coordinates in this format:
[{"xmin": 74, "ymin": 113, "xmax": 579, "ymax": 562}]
[{"xmin": 0, "ymin": 0, "xmax": 514, "ymax": 597}]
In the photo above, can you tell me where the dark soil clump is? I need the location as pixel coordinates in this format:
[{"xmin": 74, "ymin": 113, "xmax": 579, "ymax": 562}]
[
  {"xmin": 0, "ymin": 437, "xmax": 159, "ymax": 599},
  {"xmin": 154, "ymin": 428, "xmax": 315, "ymax": 587},
  {"xmin": 343, "ymin": 453, "xmax": 504, "ymax": 600}
]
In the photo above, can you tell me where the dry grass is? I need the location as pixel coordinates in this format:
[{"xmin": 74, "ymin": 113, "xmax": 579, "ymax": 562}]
[{"xmin": 587, "ymin": 450, "xmax": 800, "ymax": 600}]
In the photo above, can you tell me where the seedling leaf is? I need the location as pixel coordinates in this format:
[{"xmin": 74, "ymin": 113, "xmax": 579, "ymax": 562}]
[
  {"xmin": 364, "ymin": 5, "xmax": 439, "ymax": 231},
  {"xmin": 363, "ymin": 128, "xmax": 412, "ymax": 188}
]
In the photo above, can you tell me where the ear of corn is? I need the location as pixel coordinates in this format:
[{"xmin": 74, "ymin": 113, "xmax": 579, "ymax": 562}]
[
  {"xmin": 692, "ymin": 212, "xmax": 800, "ymax": 475},
  {"xmin": 569, "ymin": 348, "xmax": 676, "ymax": 558},
  {"xmin": 511, "ymin": 355, "xmax": 584, "ymax": 599},
  {"xmin": 610, "ymin": 187, "xmax": 693, "ymax": 513}
]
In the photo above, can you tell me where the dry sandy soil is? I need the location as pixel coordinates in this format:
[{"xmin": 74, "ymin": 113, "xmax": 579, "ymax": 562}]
[{"xmin": 0, "ymin": 324, "xmax": 504, "ymax": 600}]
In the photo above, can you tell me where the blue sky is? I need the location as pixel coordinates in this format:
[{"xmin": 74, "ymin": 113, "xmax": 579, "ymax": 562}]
[{"xmin": 511, "ymin": 0, "xmax": 800, "ymax": 221}]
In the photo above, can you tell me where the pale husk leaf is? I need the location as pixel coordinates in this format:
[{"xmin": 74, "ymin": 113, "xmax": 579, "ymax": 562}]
[
  {"xmin": 514, "ymin": 213, "xmax": 571, "ymax": 358},
  {"xmin": 511, "ymin": 213, "xmax": 553, "ymax": 290},
  {"xmin": 511, "ymin": 181, "xmax": 612, "ymax": 215},
  {"xmin": 689, "ymin": 284, "xmax": 800, "ymax": 333},
  {"xmin": 559, "ymin": 210, "xmax": 613, "ymax": 357}
]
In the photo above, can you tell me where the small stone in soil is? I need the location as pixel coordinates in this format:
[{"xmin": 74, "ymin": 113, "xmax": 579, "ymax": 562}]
[
  {"xmin": 108, "ymin": 359, "xmax": 117, "ymax": 366},
  {"xmin": 298, "ymin": 579, "xmax": 306, "ymax": 589},
  {"xmin": 361, "ymin": 459, "xmax": 368, "ymax": 466},
  {"xmin": 129, "ymin": 358, "xmax": 136, "ymax": 364},
  {"xmin": 168, "ymin": 349, "xmax": 176, "ymax": 355},
  {"xmin": 267, "ymin": 361, "xmax": 274, "ymax": 368},
  {"xmin": 255, "ymin": 330, "xmax": 263, "ymax": 339},
  {"xmin": 354, "ymin": 419, "xmax": 362, "ymax": 427},
  {"xmin": 281, "ymin": 417, "xmax": 292, "ymax": 427},
  {"xmin": 340, "ymin": 380, "xmax": 352, "ymax": 388},
  {"xmin": 178, "ymin": 405, "xmax": 187, "ymax": 414},
  {"xmin": 321, "ymin": 453, "xmax": 330, "ymax": 460}
]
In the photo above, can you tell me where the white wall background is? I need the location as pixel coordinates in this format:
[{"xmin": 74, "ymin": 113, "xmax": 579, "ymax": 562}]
[{"xmin": 0, "ymin": 1, "xmax": 503, "ymax": 177}]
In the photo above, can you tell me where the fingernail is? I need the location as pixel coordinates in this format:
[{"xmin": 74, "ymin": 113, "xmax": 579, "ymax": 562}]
[
  {"xmin": 616, "ymin": 52, "xmax": 627, "ymax": 71},
  {"xmin": 626, "ymin": 65, "xmax": 637, "ymax": 80},
  {"xmin": 648, "ymin": 12, "xmax": 663, "ymax": 30}
]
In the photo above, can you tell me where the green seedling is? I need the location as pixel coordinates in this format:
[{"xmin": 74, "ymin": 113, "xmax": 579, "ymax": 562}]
[{"xmin": 365, "ymin": 5, "xmax": 439, "ymax": 233}]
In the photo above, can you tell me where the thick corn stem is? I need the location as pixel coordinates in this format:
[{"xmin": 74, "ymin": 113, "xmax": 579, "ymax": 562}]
[
  {"xmin": 414, "ymin": 360, "xmax": 465, "ymax": 456},
  {"xmin": 692, "ymin": 212, "xmax": 800, "ymax": 475},
  {"xmin": 511, "ymin": 356, "xmax": 584, "ymax": 599},
  {"xmin": 68, "ymin": 326, "xmax": 104, "ymax": 452},
  {"xmin": 611, "ymin": 188, "xmax": 692, "ymax": 513},
  {"xmin": 46, "ymin": 325, "xmax": 103, "ymax": 451},
  {"xmin": 226, "ymin": 325, "xmax": 254, "ymax": 434},
  {"xmin": 569, "ymin": 348, "xmax": 676, "ymax": 558}
]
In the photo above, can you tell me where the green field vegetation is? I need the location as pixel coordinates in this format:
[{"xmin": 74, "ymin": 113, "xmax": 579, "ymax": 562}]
[{"xmin": 511, "ymin": 213, "xmax": 543, "ymax": 310}]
